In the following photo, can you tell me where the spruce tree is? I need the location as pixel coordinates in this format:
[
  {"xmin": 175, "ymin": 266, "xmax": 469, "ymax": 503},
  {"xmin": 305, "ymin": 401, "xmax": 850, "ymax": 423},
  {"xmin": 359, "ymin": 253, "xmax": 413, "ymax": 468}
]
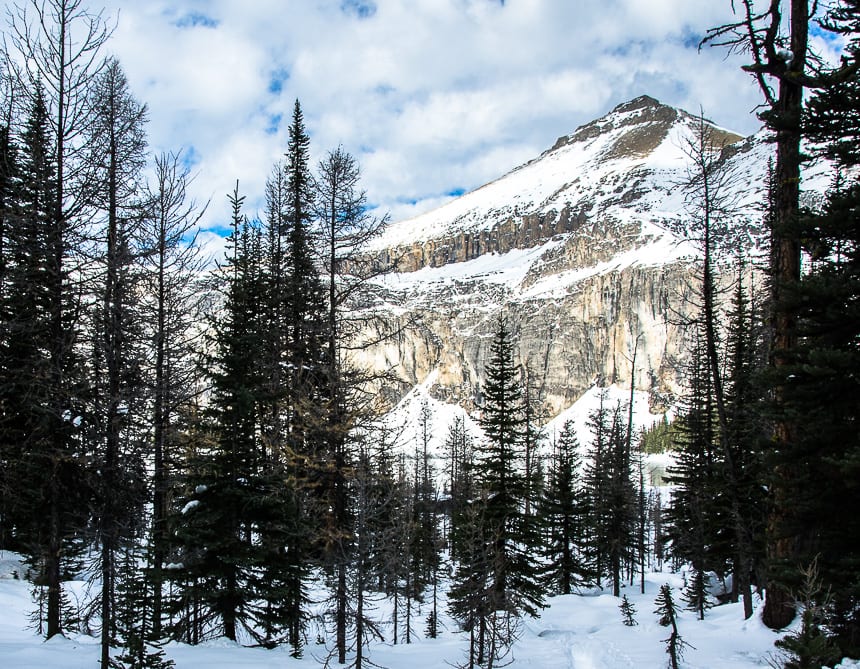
[
  {"xmin": 0, "ymin": 82, "xmax": 91, "ymax": 638},
  {"xmin": 703, "ymin": 0, "xmax": 860, "ymax": 630},
  {"xmin": 620, "ymin": 594, "xmax": 637, "ymax": 627},
  {"xmin": 540, "ymin": 420, "xmax": 590, "ymax": 594},
  {"xmin": 765, "ymin": 8, "xmax": 860, "ymax": 648},
  {"xmin": 583, "ymin": 394, "xmax": 636, "ymax": 595},
  {"xmin": 171, "ymin": 186, "xmax": 264, "ymax": 642},
  {"xmin": 722, "ymin": 266, "xmax": 767, "ymax": 618},
  {"xmin": 654, "ymin": 584, "xmax": 687, "ymax": 669},
  {"xmin": 255, "ymin": 157, "xmax": 313, "ymax": 656},
  {"xmin": 664, "ymin": 331, "xmax": 724, "ymax": 620},
  {"xmin": 0, "ymin": 96, "xmax": 20, "ymax": 550},
  {"xmin": 478, "ymin": 316, "xmax": 544, "ymax": 618},
  {"xmin": 450, "ymin": 316, "xmax": 546, "ymax": 667}
]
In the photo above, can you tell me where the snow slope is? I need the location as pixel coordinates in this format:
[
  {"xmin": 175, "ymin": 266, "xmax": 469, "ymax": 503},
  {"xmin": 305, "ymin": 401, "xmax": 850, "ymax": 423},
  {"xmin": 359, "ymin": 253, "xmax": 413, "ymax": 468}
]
[
  {"xmin": 3, "ymin": 550, "xmax": 858, "ymax": 668},
  {"xmin": 368, "ymin": 96, "xmax": 753, "ymax": 251}
]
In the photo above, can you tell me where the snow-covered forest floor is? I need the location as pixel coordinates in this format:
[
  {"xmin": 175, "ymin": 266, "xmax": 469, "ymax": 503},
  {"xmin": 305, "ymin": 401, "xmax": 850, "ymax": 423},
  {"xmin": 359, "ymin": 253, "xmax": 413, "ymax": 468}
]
[{"xmin": 2, "ymin": 550, "xmax": 857, "ymax": 669}]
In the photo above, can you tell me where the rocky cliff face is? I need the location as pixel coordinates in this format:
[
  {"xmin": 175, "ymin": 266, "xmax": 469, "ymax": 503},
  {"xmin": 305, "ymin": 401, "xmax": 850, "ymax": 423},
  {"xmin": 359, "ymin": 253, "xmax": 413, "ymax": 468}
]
[{"xmin": 352, "ymin": 95, "xmax": 771, "ymax": 422}]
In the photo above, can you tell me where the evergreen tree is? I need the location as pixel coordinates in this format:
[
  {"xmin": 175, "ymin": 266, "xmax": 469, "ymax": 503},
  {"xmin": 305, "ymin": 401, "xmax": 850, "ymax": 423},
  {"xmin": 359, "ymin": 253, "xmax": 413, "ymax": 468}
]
[
  {"xmin": 449, "ymin": 316, "xmax": 546, "ymax": 667},
  {"xmin": 722, "ymin": 266, "xmax": 767, "ymax": 618},
  {"xmin": 5, "ymin": 0, "xmax": 114, "ymax": 639},
  {"xmin": 654, "ymin": 584, "xmax": 687, "ymax": 669},
  {"xmin": 619, "ymin": 594, "xmax": 637, "ymax": 627},
  {"xmin": 0, "ymin": 85, "xmax": 56, "ymax": 553},
  {"xmin": 763, "ymin": 8, "xmax": 860, "ymax": 648},
  {"xmin": 111, "ymin": 541, "xmax": 175, "ymax": 669},
  {"xmin": 583, "ymin": 393, "xmax": 636, "ymax": 595},
  {"xmin": 771, "ymin": 558, "xmax": 840, "ymax": 669},
  {"xmin": 171, "ymin": 186, "xmax": 264, "ymax": 642},
  {"xmin": 0, "ymin": 87, "xmax": 20, "ymax": 550},
  {"xmin": 704, "ymin": 0, "xmax": 860, "ymax": 630},
  {"xmin": 447, "ymin": 497, "xmax": 493, "ymax": 668},
  {"xmin": 256, "ymin": 156, "xmax": 313, "ymax": 656},
  {"xmin": 477, "ymin": 316, "xmax": 545, "ymax": 619},
  {"xmin": 0, "ymin": 82, "xmax": 91, "ymax": 638},
  {"xmin": 444, "ymin": 415, "xmax": 475, "ymax": 561},
  {"xmin": 582, "ymin": 391, "xmax": 611, "ymax": 587},
  {"xmin": 664, "ymin": 331, "xmax": 724, "ymax": 620},
  {"xmin": 539, "ymin": 420, "xmax": 590, "ymax": 594}
]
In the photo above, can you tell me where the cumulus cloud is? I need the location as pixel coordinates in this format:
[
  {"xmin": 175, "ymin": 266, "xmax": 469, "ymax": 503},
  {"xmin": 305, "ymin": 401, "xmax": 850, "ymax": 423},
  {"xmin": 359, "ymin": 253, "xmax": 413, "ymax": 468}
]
[{"xmin": 92, "ymin": 0, "xmax": 769, "ymax": 242}]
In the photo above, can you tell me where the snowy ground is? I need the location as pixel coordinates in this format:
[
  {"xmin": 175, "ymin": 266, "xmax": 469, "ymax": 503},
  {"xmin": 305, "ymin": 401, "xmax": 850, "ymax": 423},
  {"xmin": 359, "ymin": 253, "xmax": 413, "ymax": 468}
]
[{"xmin": 3, "ymin": 550, "xmax": 858, "ymax": 669}]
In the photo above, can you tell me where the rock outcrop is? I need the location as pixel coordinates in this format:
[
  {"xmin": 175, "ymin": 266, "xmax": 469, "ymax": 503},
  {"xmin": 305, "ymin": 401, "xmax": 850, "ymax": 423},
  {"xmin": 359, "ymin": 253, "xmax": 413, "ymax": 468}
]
[{"xmin": 353, "ymin": 96, "xmax": 771, "ymax": 421}]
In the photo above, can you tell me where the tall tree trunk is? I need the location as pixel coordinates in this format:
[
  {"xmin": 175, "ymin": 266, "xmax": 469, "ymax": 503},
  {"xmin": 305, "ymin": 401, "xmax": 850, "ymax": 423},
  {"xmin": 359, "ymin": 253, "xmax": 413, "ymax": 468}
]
[
  {"xmin": 151, "ymin": 231, "xmax": 167, "ymax": 640},
  {"xmin": 761, "ymin": 0, "xmax": 807, "ymax": 631}
]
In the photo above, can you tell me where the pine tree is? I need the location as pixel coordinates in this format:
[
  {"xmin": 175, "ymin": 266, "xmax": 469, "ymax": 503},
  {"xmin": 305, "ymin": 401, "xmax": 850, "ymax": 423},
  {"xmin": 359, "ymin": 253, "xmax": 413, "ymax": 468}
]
[
  {"xmin": 771, "ymin": 558, "xmax": 840, "ymax": 669},
  {"xmin": 620, "ymin": 594, "xmax": 637, "ymax": 627},
  {"xmin": 5, "ymin": 1, "xmax": 114, "ymax": 639},
  {"xmin": 722, "ymin": 266, "xmax": 767, "ymax": 618},
  {"xmin": 447, "ymin": 497, "xmax": 493, "ymax": 668},
  {"xmin": 654, "ymin": 584, "xmax": 687, "ymax": 669},
  {"xmin": 664, "ymin": 331, "xmax": 724, "ymax": 620},
  {"xmin": 255, "ymin": 157, "xmax": 313, "ymax": 656},
  {"xmin": 0, "ymin": 82, "xmax": 91, "ymax": 638},
  {"xmin": 444, "ymin": 415, "xmax": 475, "ymax": 562},
  {"xmin": 111, "ymin": 541, "xmax": 175, "ymax": 669},
  {"xmin": 582, "ymin": 391, "xmax": 611, "ymax": 587},
  {"xmin": 540, "ymin": 420, "xmax": 590, "ymax": 594},
  {"xmin": 703, "ymin": 0, "xmax": 860, "ymax": 630},
  {"xmin": 583, "ymin": 394, "xmax": 637, "ymax": 595},
  {"xmin": 171, "ymin": 186, "xmax": 264, "ymax": 642},
  {"xmin": 478, "ymin": 316, "xmax": 545, "ymax": 619},
  {"xmin": 763, "ymin": 6, "xmax": 860, "ymax": 648},
  {"xmin": 0, "ymin": 89, "xmax": 20, "ymax": 551},
  {"xmin": 449, "ymin": 316, "xmax": 546, "ymax": 667}
]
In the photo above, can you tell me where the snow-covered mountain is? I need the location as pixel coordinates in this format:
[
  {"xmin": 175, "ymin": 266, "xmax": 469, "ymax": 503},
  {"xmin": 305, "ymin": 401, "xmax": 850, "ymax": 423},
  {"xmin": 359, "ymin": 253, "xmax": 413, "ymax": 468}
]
[{"xmin": 351, "ymin": 95, "xmax": 785, "ymax": 452}]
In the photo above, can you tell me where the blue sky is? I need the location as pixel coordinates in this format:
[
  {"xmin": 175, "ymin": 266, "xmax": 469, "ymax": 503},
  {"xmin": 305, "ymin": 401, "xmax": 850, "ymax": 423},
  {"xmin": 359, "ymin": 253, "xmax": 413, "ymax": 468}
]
[{"xmin": 87, "ymin": 0, "xmax": 840, "ymax": 252}]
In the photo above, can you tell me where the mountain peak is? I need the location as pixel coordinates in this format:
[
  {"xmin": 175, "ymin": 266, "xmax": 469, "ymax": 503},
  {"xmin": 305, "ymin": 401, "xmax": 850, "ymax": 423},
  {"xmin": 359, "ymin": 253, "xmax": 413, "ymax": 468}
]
[
  {"xmin": 370, "ymin": 95, "xmax": 751, "ymax": 257},
  {"xmin": 610, "ymin": 94, "xmax": 664, "ymax": 114},
  {"xmin": 549, "ymin": 94, "xmax": 680, "ymax": 156},
  {"xmin": 548, "ymin": 94, "xmax": 742, "ymax": 161}
]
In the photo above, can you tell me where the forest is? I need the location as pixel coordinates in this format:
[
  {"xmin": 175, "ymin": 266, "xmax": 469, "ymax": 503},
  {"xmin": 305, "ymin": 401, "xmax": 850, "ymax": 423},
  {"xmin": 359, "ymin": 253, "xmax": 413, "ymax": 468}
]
[{"xmin": 0, "ymin": 1, "xmax": 859, "ymax": 668}]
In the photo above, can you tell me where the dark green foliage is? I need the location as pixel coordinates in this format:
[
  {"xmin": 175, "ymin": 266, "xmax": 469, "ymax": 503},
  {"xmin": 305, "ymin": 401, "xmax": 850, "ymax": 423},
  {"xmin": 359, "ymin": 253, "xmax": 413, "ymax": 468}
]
[
  {"xmin": 448, "ymin": 317, "xmax": 545, "ymax": 667},
  {"xmin": 722, "ymin": 268, "xmax": 767, "ymax": 616},
  {"xmin": 773, "ymin": 607, "xmax": 841, "ymax": 669},
  {"xmin": 540, "ymin": 420, "xmax": 590, "ymax": 594},
  {"xmin": 582, "ymin": 393, "xmax": 637, "ymax": 595},
  {"xmin": 170, "ymin": 187, "xmax": 299, "ymax": 644},
  {"xmin": 770, "ymin": 558, "xmax": 841, "ymax": 669},
  {"xmin": 476, "ymin": 316, "xmax": 545, "ymax": 619},
  {"xmin": 444, "ymin": 416, "xmax": 476, "ymax": 563},
  {"xmin": 620, "ymin": 594, "xmax": 637, "ymax": 626},
  {"xmin": 0, "ymin": 82, "xmax": 91, "ymax": 639},
  {"xmin": 640, "ymin": 416, "xmax": 677, "ymax": 454},
  {"xmin": 111, "ymin": 543, "xmax": 175, "ymax": 669},
  {"xmin": 757, "ymin": 1, "xmax": 860, "ymax": 651},
  {"xmin": 654, "ymin": 584, "xmax": 688, "ymax": 669},
  {"xmin": 447, "ymin": 498, "xmax": 494, "ymax": 667},
  {"xmin": 664, "ymin": 330, "xmax": 729, "ymax": 619}
]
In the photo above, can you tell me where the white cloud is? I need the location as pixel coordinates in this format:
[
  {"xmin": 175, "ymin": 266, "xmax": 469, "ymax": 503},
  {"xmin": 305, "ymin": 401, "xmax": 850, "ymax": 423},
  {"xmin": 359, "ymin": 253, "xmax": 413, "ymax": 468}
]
[{"xmin": 86, "ymin": 0, "xmax": 774, "ymax": 234}]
